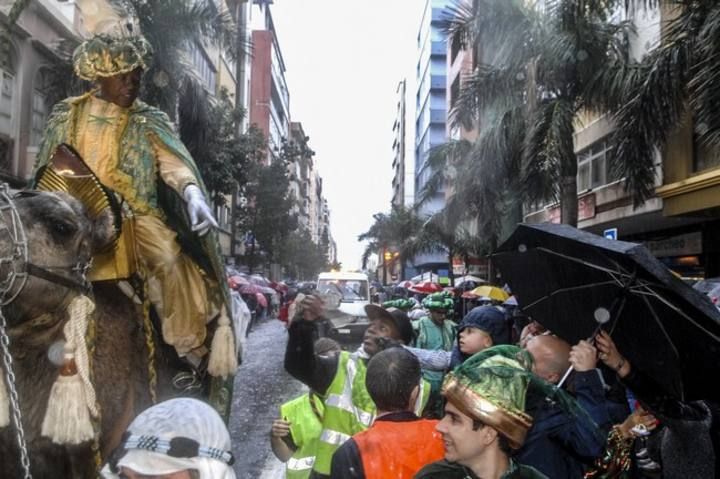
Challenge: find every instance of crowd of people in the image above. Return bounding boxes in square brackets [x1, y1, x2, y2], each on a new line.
[272, 291, 720, 479]
[15, 27, 719, 479]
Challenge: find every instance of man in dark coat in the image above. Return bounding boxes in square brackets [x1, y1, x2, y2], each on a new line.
[518, 335, 610, 478]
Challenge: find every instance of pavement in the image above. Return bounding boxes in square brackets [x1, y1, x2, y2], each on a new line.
[229, 316, 306, 478]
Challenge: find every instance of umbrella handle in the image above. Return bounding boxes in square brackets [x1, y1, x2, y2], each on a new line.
[556, 365, 574, 389]
[556, 324, 606, 390]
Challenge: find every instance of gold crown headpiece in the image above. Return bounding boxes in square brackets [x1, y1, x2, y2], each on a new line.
[73, 34, 152, 81]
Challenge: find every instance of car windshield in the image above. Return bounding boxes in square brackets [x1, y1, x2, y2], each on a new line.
[317, 279, 369, 302]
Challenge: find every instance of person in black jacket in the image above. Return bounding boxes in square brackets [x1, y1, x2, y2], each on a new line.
[518, 335, 610, 478]
[596, 330, 717, 478]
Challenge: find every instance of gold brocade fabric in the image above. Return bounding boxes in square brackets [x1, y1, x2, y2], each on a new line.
[135, 215, 209, 355]
[74, 95, 196, 201]
[71, 95, 208, 355]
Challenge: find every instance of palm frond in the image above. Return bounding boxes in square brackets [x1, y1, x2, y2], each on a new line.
[441, 0, 475, 51]
[107, 0, 237, 113]
[609, 34, 692, 204]
[417, 140, 473, 206]
[689, 3, 720, 148]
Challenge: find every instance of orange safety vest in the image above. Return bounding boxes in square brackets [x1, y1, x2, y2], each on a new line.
[353, 418, 445, 479]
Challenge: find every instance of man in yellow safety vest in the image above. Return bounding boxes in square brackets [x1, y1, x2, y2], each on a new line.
[284, 298, 430, 479]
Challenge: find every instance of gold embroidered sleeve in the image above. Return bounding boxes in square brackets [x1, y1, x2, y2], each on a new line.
[149, 134, 198, 195]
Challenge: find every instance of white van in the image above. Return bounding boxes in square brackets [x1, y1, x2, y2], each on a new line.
[317, 272, 370, 316]
[316, 272, 371, 343]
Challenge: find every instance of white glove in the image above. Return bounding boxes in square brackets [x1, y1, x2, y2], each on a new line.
[183, 184, 218, 236]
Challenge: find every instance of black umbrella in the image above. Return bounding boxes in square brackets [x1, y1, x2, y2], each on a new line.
[493, 223, 720, 401]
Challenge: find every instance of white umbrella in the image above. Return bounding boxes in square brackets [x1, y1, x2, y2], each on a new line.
[411, 272, 440, 283]
[455, 275, 487, 284]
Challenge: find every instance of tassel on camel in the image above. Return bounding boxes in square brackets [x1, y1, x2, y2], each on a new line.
[41, 295, 98, 444]
[207, 304, 238, 379]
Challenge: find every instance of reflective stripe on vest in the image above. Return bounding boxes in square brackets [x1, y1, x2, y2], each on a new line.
[415, 379, 431, 415]
[319, 427, 351, 446]
[280, 394, 324, 479]
[314, 352, 374, 475]
[324, 350, 374, 427]
[314, 353, 434, 475]
[287, 456, 315, 472]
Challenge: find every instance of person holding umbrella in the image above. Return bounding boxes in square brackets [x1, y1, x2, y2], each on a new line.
[596, 331, 717, 478]
[517, 335, 611, 478]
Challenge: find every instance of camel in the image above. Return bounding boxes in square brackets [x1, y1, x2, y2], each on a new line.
[0, 190, 181, 478]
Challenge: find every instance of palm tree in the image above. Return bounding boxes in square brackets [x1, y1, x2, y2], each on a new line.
[403, 209, 475, 286]
[358, 206, 423, 283]
[438, 0, 632, 228]
[592, 0, 720, 205]
[111, 0, 236, 117]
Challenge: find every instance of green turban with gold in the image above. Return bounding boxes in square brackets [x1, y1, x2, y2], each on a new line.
[442, 345, 534, 449]
[442, 344, 604, 451]
[382, 298, 415, 311]
[422, 292, 454, 312]
[73, 34, 153, 81]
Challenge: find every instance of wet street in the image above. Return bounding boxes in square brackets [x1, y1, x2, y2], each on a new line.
[229, 316, 306, 478]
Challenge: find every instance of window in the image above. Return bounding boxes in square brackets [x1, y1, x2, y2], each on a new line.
[450, 32, 462, 64]
[693, 132, 720, 173]
[188, 42, 216, 94]
[450, 75, 460, 110]
[0, 70, 14, 121]
[577, 138, 616, 191]
[30, 90, 48, 146]
[0, 136, 11, 172]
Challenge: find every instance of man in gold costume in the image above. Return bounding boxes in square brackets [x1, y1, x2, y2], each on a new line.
[33, 35, 231, 372]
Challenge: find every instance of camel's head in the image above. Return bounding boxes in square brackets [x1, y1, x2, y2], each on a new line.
[0, 190, 116, 327]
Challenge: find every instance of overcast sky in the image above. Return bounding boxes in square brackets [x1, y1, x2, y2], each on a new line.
[271, 1, 422, 270]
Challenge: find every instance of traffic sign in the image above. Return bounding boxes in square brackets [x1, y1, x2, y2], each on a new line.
[603, 228, 617, 240]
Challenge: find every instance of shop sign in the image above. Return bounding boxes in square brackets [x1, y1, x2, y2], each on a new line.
[452, 256, 488, 276]
[547, 194, 596, 224]
[644, 232, 702, 257]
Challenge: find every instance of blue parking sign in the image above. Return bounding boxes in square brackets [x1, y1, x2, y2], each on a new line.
[603, 228, 617, 240]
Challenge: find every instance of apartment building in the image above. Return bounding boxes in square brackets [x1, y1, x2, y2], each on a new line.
[247, 0, 289, 164]
[412, 0, 452, 277]
[391, 79, 413, 208]
[524, 6, 720, 279]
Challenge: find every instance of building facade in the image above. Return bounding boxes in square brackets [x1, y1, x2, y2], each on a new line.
[524, 5, 719, 279]
[1, 0, 104, 185]
[412, 0, 452, 277]
[248, 1, 290, 164]
[391, 79, 413, 208]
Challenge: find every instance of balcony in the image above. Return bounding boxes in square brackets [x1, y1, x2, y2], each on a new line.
[430, 41, 447, 56]
[430, 74, 446, 91]
[429, 108, 446, 125]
